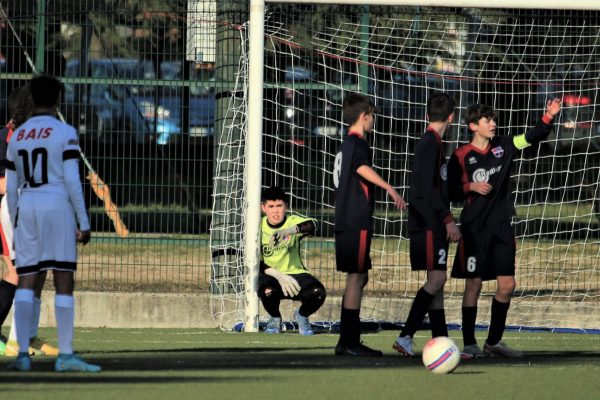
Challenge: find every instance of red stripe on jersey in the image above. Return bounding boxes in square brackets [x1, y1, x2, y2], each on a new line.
[454, 145, 474, 205]
[359, 180, 370, 201]
[0, 223, 8, 258]
[6, 126, 13, 143]
[358, 229, 368, 272]
[426, 230, 434, 270]
[348, 131, 370, 201]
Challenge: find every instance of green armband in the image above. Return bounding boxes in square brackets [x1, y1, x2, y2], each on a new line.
[513, 134, 531, 150]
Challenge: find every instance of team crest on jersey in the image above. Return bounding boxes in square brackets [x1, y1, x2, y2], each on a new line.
[440, 164, 448, 181]
[491, 146, 504, 158]
[468, 156, 477, 165]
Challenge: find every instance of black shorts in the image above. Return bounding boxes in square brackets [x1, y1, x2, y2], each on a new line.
[451, 223, 515, 280]
[409, 229, 448, 271]
[258, 272, 324, 300]
[335, 229, 372, 273]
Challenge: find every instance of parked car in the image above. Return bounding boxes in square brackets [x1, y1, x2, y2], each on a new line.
[531, 66, 600, 220]
[156, 60, 215, 144]
[264, 65, 343, 145]
[63, 58, 180, 144]
[535, 66, 600, 153]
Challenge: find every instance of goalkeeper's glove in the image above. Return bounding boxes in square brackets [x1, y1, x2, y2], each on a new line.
[269, 226, 298, 247]
[264, 268, 301, 297]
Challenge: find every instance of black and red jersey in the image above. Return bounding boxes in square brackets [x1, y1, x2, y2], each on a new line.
[407, 128, 454, 233]
[448, 116, 553, 231]
[334, 133, 374, 231]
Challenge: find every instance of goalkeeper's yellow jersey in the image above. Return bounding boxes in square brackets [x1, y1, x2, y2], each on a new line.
[261, 214, 315, 275]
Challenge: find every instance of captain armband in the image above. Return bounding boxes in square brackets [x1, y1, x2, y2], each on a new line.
[513, 134, 531, 150]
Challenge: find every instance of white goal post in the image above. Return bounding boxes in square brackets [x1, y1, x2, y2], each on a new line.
[212, 0, 600, 332]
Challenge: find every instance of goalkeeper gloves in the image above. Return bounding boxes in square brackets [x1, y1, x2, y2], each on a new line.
[269, 226, 298, 247]
[264, 268, 301, 297]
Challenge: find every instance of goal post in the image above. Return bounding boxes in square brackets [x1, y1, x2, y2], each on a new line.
[211, 1, 600, 332]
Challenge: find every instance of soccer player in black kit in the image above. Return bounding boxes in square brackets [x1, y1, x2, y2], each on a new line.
[448, 98, 562, 358]
[392, 93, 461, 357]
[333, 93, 405, 356]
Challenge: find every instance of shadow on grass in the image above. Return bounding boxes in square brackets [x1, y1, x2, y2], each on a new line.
[0, 349, 597, 378]
[0, 375, 242, 385]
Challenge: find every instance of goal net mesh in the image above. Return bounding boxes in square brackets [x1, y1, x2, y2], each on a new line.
[210, 5, 600, 332]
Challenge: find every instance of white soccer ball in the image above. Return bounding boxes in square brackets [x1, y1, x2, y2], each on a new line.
[421, 336, 461, 374]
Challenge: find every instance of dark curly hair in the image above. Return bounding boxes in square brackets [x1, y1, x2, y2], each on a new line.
[8, 85, 34, 127]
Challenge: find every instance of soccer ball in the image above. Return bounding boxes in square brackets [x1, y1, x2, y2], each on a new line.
[421, 336, 461, 374]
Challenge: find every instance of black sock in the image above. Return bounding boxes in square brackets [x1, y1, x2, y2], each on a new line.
[0, 280, 17, 329]
[340, 307, 360, 347]
[486, 298, 510, 346]
[462, 306, 478, 346]
[428, 308, 448, 338]
[400, 288, 435, 338]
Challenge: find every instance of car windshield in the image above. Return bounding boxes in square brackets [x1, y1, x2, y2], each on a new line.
[160, 61, 213, 97]
[93, 59, 155, 96]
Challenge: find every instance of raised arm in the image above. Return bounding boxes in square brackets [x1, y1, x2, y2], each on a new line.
[513, 98, 562, 150]
[356, 165, 406, 210]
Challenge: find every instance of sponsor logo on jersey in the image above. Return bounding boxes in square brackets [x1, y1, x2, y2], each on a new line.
[68, 139, 79, 146]
[468, 156, 477, 165]
[472, 165, 502, 182]
[491, 146, 504, 158]
[440, 164, 448, 181]
[262, 241, 291, 257]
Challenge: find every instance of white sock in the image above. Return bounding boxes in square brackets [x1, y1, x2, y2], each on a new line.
[30, 296, 41, 340]
[14, 289, 34, 353]
[55, 294, 74, 355]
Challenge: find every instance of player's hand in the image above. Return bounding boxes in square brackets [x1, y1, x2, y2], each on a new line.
[546, 98, 562, 118]
[77, 230, 91, 245]
[264, 268, 301, 297]
[269, 226, 298, 247]
[470, 182, 492, 195]
[387, 187, 406, 210]
[445, 221, 461, 242]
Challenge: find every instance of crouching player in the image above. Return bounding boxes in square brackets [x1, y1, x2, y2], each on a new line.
[259, 187, 326, 335]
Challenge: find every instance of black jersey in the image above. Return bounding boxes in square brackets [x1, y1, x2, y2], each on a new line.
[334, 133, 374, 231]
[407, 128, 454, 233]
[448, 116, 553, 231]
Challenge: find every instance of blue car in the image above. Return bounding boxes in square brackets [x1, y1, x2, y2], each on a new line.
[156, 61, 215, 144]
[63, 58, 181, 144]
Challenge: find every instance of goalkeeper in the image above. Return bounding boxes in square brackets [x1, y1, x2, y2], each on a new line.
[447, 98, 561, 358]
[259, 186, 326, 336]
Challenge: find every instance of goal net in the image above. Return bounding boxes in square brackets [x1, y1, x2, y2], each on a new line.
[210, 4, 600, 332]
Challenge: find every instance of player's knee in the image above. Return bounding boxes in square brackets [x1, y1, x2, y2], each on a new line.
[465, 279, 482, 296]
[311, 285, 326, 302]
[258, 285, 277, 299]
[428, 272, 447, 291]
[497, 279, 516, 297]
[360, 273, 369, 288]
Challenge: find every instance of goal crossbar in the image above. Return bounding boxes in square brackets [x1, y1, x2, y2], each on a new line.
[265, 0, 600, 11]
